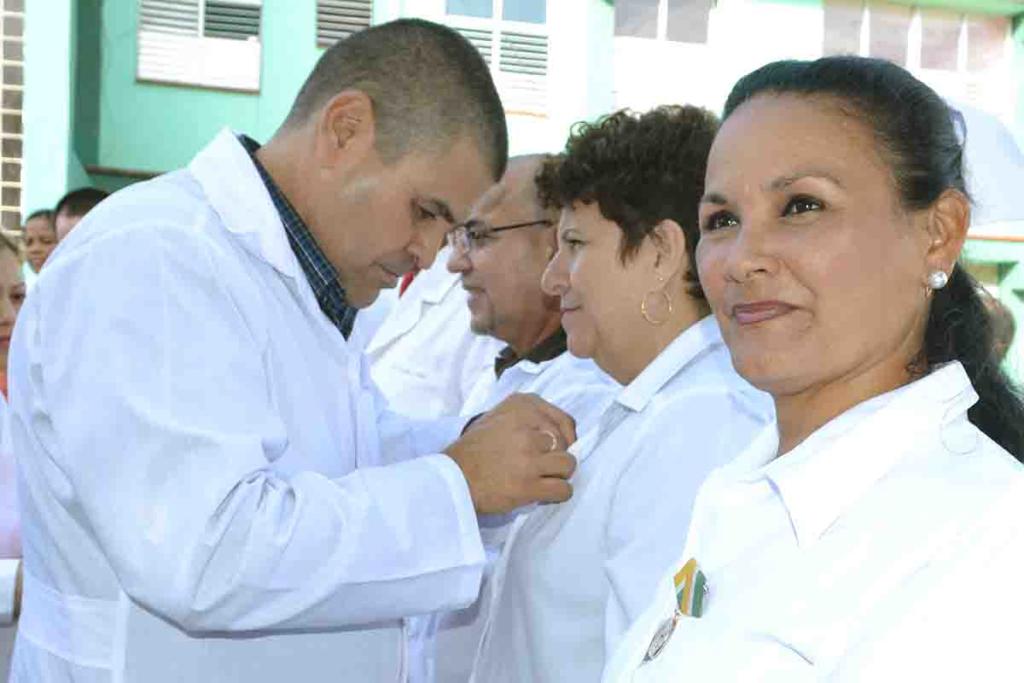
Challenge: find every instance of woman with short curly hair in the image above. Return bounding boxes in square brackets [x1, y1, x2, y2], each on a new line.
[467, 106, 774, 683]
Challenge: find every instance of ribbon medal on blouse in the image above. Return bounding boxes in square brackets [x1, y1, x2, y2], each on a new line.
[641, 558, 708, 665]
[642, 612, 680, 664]
[673, 558, 707, 618]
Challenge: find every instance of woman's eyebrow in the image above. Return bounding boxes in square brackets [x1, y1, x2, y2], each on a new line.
[767, 171, 844, 191]
[700, 191, 728, 205]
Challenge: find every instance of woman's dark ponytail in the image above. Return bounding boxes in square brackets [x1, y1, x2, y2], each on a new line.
[925, 266, 1024, 455]
[724, 56, 1024, 459]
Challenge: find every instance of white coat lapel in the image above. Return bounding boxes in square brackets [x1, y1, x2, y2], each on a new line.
[364, 261, 461, 355]
[189, 128, 302, 282]
[190, 129, 350, 365]
[366, 293, 427, 355]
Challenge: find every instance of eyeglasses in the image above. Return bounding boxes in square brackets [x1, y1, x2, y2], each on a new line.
[447, 218, 553, 254]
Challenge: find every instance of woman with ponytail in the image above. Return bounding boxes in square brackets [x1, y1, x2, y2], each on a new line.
[602, 56, 1024, 682]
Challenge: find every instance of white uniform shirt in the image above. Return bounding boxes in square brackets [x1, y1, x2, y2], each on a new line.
[8, 130, 488, 683]
[0, 394, 19, 679]
[415, 347, 619, 683]
[470, 316, 773, 683]
[603, 362, 1024, 683]
[358, 250, 501, 419]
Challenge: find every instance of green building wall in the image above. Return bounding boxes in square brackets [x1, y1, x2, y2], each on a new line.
[78, 0, 323, 187]
[40, 0, 614, 192]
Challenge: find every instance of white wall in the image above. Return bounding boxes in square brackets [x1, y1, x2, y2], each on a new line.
[612, 0, 1017, 131]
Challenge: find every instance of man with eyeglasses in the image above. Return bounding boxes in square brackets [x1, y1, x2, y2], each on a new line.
[449, 155, 617, 419]
[402, 155, 618, 683]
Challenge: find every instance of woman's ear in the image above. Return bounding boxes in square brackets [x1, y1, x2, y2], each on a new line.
[649, 219, 688, 282]
[922, 188, 970, 276]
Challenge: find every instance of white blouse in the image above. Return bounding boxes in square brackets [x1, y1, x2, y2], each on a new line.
[603, 362, 1024, 682]
[469, 316, 773, 683]
[411, 350, 619, 683]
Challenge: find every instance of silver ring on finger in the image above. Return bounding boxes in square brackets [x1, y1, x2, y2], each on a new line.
[541, 429, 558, 453]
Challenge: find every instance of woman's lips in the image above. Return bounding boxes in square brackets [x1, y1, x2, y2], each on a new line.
[731, 301, 796, 325]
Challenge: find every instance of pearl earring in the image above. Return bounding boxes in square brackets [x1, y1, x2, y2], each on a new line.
[927, 270, 949, 290]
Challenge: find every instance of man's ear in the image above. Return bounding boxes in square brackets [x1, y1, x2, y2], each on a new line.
[314, 89, 377, 169]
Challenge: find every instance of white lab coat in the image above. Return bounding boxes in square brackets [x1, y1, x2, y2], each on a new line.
[359, 248, 502, 421]
[347, 287, 398, 353]
[417, 348, 619, 683]
[603, 362, 1024, 682]
[470, 316, 773, 683]
[7, 129, 489, 683]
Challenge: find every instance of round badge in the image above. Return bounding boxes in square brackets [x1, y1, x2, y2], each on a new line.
[642, 614, 678, 663]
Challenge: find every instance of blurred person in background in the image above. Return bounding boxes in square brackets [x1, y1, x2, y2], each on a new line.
[53, 187, 109, 241]
[603, 56, 1024, 683]
[469, 107, 773, 683]
[0, 232, 26, 679]
[8, 19, 578, 683]
[21, 210, 56, 289]
[983, 292, 1016, 363]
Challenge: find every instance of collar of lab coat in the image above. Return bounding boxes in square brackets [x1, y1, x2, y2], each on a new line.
[727, 362, 978, 547]
[364, 251, 462, 354]
[615, 315, 722, 414]
[188, 128, 303, 282]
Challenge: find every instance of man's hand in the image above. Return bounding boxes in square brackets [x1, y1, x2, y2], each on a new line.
[445, 394, 577, 514]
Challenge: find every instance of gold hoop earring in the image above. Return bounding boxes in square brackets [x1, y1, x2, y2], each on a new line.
[641, 289, 673, 326]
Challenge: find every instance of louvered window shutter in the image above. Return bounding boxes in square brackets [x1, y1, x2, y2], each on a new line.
[204, 1, 261, 41]
[137, 0, 262, 92]
[446, 22, 548, 114]
[454, 26, 494, 65]
[497, 29, 548, 113]
[499, 31, 546, 75]
[140, 0, 200, 35]
[317, 0, 373, 47]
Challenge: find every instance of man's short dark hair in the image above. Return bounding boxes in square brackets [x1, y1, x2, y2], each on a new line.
[55, 187, 109, 220]
[536, 106, 720, 301]
[285, 18, 508, 181]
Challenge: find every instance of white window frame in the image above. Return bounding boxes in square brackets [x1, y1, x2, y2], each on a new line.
[614, 0, 711, 44]
[444, 0, 549, 116]
[136, 0, 263, 93]
[822, 3, 1012, 119]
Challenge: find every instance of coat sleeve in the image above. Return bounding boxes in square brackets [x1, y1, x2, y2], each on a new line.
[14, 221, 485, 633]
[602, 390, 770, 651]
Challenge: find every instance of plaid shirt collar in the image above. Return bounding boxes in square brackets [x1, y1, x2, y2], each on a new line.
[239, 135, 357, 339]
